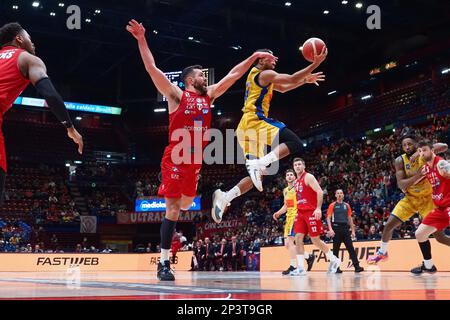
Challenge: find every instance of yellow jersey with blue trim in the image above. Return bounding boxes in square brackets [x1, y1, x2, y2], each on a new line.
[283, 186, 298, 218]
[242, 67, 274, 117]
[401, 153, 432, 198]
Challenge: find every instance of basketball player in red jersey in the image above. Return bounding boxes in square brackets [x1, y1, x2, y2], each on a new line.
[126, 19, 276, 280]
[413, 140, 450, 273]
[291, 158, 341, 275]
[0, 22, 83, 201]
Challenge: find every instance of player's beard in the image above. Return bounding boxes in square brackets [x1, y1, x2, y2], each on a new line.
[194, 80, 207, 95]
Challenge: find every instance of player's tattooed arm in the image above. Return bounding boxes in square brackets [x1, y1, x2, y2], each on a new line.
[437, 159, 450, 178]
[433, 143, 448, 154]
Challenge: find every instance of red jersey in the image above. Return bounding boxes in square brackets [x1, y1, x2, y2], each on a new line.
[161, 90, 212, 168]
[0, 46, 30, 172]
[0, 46, 30, 115]
[294, 171, 318, 212]
[424, 155, 450, 208]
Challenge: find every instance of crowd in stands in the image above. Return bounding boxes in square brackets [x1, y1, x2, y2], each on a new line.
[188, 114, 450, 267]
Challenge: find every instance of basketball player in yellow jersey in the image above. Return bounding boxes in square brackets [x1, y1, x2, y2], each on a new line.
[273, 169, 315, 275]
[368, 131, 450, 273]
[211, 47, 327, 223]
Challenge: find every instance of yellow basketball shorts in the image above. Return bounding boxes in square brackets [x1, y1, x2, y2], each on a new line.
[236, 112, 286, 158]
[284, 215, 296, 238]
[391, 195, 435, 222]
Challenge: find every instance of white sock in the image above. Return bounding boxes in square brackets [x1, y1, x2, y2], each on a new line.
[296, 255, 305, 270]
[424, 259, 434, 269]
[379, 241, 389, 254]
[304, 252, 310, 259]
[224, 186, 241, 203]
[258, 151, 278, 167]
[161, 249, 170, 263]
[290, 259, 297, 268]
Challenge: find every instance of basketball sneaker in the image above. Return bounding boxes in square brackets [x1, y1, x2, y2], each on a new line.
[327, 255, 341, 274]
[306, 254, 316, 271]
[367, 251, 388, 264]
[290, 268, 307, 276]
[157, 260, 175, 281]
[245, 159, 265, 192]
[211, 189, 230, 224]
[410, 262, 437, 274]
[282, 265, 296, 275]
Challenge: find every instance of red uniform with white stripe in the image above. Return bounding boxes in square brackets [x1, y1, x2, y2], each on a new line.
[0, 46, 31, 172]
[422, 156, 450, 231]
[293, 171, 324, 237]
[158, 90, 212, 198]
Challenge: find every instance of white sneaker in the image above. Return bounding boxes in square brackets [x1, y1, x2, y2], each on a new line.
[211, 189, 230, 224]
[327, 256, 341, 274]
[245, 159, 265, 192]
[290, 268, 307, 276]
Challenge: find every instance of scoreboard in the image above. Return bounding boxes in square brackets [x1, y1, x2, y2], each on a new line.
[157, 68, 215, 102]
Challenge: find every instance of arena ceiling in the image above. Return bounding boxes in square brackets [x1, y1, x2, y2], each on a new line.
[1, 0, 449, 122]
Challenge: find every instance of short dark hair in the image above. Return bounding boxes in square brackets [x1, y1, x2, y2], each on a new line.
[285, 169, 295, 175]
[293, 157, 305, 165]
[181, 65, 203, 84]
[399, 128, 416, 144]
[0, 22, 23, 48]
[418, 139, 433, 149]
[254, 48, 273, 66]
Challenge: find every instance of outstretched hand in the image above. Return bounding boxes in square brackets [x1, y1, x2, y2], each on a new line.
[126, 19, 146, 40]
[67, 127, 83, 155]
[306, 72, 326, 86]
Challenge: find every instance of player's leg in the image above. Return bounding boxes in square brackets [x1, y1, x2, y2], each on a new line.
[282, 235, 297, 275]
[211, 176, 253, 223]
[332, 226, 344, 273]
[158, 196, 180, 281]
[246, 127, 302, 186]
[368, 198, 411, 264]
[211, 126, 260, 223]
[411, 208, 449, 274]
[341, 228, 364, 272]
[293, 232, 307, 275]
[309, 236, 341, 274]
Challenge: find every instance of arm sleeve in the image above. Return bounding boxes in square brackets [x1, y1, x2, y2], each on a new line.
[34, 77, 73, 128]
[327, 202, 334, 218]
[347, 203, 353, 217]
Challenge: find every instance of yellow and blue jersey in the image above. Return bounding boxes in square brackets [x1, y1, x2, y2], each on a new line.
[236, 67, 286, 158]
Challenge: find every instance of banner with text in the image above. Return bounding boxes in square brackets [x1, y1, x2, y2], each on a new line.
[117, 211, 198, 224]
[196, 218, 247, 239]
[261, 238, 450, 272]
[135, 197, 201, 212]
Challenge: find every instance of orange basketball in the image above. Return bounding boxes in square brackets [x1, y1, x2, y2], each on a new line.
[301, 37, 327, 62]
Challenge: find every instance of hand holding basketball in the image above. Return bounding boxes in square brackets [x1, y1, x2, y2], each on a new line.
[126, 19, 146, 40]
[301, 37, 327, 65]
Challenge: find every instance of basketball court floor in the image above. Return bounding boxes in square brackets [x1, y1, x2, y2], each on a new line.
[0, 271, 448, 300]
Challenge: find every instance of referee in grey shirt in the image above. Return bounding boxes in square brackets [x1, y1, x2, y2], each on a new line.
[326, 189, 364, 273]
